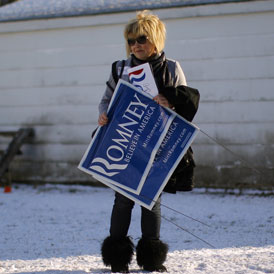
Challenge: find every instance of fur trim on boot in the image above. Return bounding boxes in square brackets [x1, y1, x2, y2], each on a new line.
[136, 238, 168, 272]
[101, 236, 134, 273]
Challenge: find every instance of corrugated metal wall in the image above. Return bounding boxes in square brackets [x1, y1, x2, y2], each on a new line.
[163, 9, 274, 189]
[0, 1, 273, 189]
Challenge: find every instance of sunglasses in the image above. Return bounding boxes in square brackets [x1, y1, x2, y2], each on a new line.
[127, 35, 148, 46]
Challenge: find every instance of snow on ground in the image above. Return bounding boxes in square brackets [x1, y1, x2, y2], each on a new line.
[0, 184, 273, 274]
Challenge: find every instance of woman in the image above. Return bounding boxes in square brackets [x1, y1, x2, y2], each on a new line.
[99, 10, 199, 273]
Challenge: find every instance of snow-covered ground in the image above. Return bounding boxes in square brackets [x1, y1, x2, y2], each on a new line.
[0, 184, 273, 274]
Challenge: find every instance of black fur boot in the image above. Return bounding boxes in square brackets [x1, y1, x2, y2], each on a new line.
[136, 238, 168, 272]
[101, 236, 134, 273]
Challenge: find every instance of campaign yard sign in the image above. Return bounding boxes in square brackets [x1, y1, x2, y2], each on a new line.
[127, 63, 159, 97]
[79, 80, 175, 194]
[78, 79, 199, 209]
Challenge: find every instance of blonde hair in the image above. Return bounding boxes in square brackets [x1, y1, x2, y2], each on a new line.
[124, 10, 166, 57]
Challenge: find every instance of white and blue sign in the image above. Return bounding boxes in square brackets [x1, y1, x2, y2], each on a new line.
[78, 80, 199, 209]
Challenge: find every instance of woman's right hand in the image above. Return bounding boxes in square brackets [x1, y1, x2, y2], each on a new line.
[98, 112, 108, 126]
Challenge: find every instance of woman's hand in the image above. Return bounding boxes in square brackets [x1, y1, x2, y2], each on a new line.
[98, 112, 108, 126]
[153, 94, 173, 108]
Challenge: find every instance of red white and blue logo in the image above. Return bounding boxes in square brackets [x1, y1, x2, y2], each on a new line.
[128, 68, 146, 91]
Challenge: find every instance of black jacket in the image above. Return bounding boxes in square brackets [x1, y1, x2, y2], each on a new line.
[105, 53, 200, 193]
[161, 85, 200, 193]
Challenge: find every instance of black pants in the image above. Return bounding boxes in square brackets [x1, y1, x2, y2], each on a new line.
[110, 192, 161, 240]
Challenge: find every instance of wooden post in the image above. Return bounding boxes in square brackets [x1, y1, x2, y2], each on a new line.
[0, 128, 35, 181]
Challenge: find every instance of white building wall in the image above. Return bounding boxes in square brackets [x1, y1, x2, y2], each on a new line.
[0, 0, 273, 188]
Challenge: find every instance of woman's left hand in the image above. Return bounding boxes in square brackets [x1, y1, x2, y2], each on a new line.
[153, 94, 173, 108]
